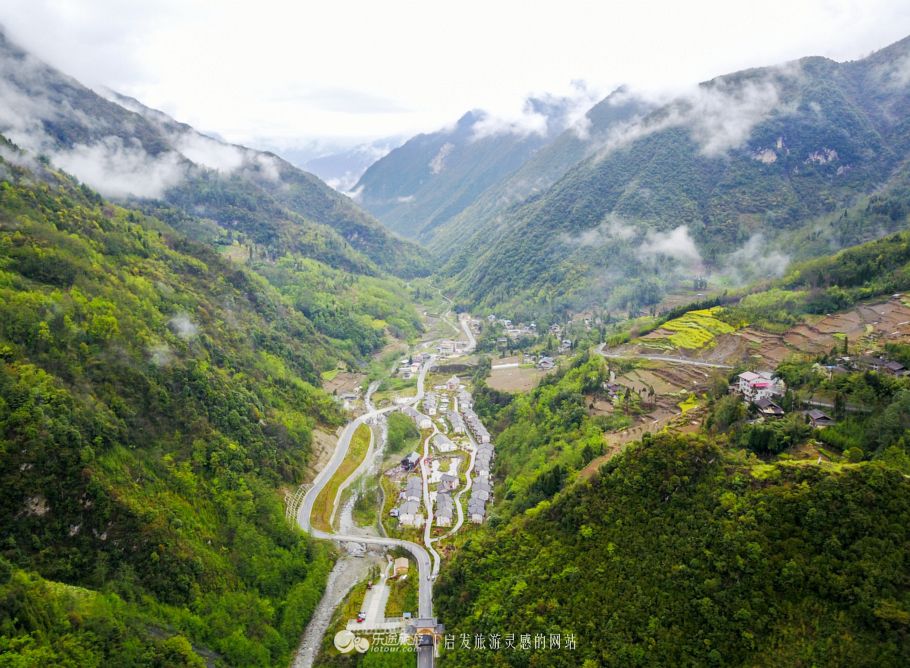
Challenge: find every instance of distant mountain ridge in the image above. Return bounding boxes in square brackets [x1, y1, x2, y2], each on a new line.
[444, 35, 910, 318]
[352, 89, 602, 242]
[0, 29, 427, 278]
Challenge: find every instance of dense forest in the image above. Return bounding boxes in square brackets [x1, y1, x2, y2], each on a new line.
[0, 144, 372, 665]
[437, 433, 910, 666]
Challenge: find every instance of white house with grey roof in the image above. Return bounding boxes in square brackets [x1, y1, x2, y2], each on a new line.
[435, 493, 453, 527]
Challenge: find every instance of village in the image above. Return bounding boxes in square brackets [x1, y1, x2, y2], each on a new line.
[388, 373, 495, 533]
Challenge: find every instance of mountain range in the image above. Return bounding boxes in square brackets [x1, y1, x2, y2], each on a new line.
[0, 30, 426, 279]
[351, 35, 910, 321]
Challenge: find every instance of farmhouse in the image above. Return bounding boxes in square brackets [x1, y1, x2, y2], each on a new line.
[806, 409, 835, 428]
[405, 476, 423, 501]
[737, 371, 785, 402]
[440, 473, 458, 491]
[401, 451, 420, 471]
[754, 397, 785, 419]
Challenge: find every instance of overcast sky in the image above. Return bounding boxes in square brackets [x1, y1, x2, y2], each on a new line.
[2, 0, 909, 153]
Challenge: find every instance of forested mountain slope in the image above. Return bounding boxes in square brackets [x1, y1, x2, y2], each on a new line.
[353, 93, 598, 243]
[449, 35, 910, 318]
[437, 433, 910, 667]
[0, 30, 427, 278]
[0, 145, 344, 665]
[430, 88, 652, 263]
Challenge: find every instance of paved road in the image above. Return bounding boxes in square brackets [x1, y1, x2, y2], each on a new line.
[599, 345, 734, 370]
[419, 425, 442, 577]
[459, 313, 477, 351]
[297, 358, 437, 622]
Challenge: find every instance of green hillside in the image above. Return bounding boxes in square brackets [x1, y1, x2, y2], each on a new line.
[354, 93, 604, 244]
[430, 88, 651, 263]
[0, 31, 427, 280]
[449, 37, 910, 319]
[437, 433, 910, 667]
[0, 146, 350, 665]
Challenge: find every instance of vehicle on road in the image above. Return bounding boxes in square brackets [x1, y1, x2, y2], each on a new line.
[356, 612, 365, 623]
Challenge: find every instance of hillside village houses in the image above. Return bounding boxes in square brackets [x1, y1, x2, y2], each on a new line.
[440, 473, 458, 491]
[446, 375, 460, 391]
[737, 371, 786, 402]
[447, 410, 465, 434]
[397, 500, 423, 528]
[396, 476, 425, 528]
[401, 405, 432, 430]
[434, 492, 453, 527]
[432, 432, 457, 453]
[401, 451, 420, 471]
[405, 476, 422, 501]
[422, 392, 438, 416]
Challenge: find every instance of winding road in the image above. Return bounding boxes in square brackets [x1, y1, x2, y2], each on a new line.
[296, 358, 438, 666]
[598, 344, 733, 369]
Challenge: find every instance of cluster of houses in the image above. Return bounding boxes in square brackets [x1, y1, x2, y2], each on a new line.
[434, 491, 454, 527]
[393, 476, 425, 528]
[826, 355, 908, 377]
[436, 340, 470, 358]
[458, 386, 490, 444]
[446, 410, 465, 434]
[468, 441, 495, 523]
[734, 370, 837, 428]
[400, 405, 432, 430]
[486, 314, 537, 340]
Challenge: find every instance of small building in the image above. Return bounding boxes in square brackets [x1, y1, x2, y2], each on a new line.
[447, 411, 465, 434]
[884, 360, 907, 376]
[754, 397, 785, 419]
[398, 499, 421, 526]
[402, 406, 432, 430]
[405, 477, 423, 501]
[806, 409, 835, 429]
[394, 557, 410, 576]
[432, 433, 456, 453]
[446, 375, 460, 391]
[401, 451, 420, 471]
[440, 473, 458, 491]
[435, 493, 453, 527]
[737, 371, 785, 402]
[538, 356, 555, 370]
[467, 498, 486, 524]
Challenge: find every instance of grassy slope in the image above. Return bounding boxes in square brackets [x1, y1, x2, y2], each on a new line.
[311, 424, 372, 532]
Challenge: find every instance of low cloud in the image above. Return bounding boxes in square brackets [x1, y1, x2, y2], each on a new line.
[637, 225, 703, 267]
[147, 342, 174, 367]
[53, 136, 186, 198]
[470, 82, 602, 141]
[168, 314, 198, 340]
[719, 233, 791, 284]
[172, 131, 245, 173]
[593, 65, 800, 160]
[429, 142, 453, 174]
[561, 213, 636, 247]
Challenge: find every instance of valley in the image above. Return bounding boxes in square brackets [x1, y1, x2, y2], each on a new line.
[1, 16, 910, 668]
